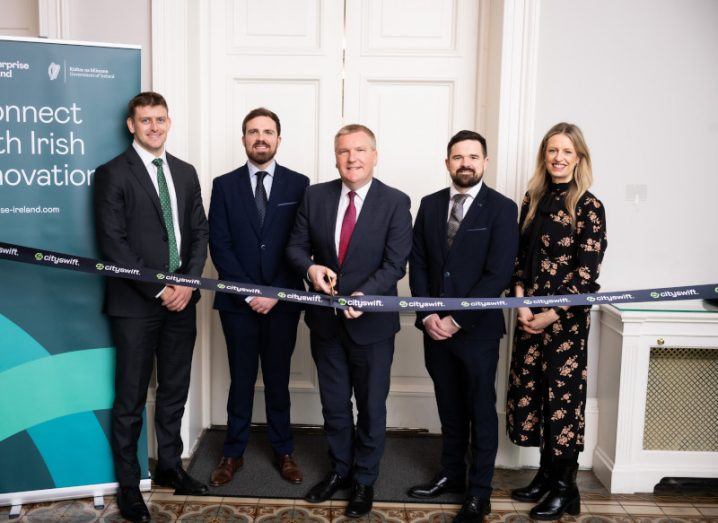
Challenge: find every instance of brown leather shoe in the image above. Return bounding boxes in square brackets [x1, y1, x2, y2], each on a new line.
[278, 454, 303, 484]
[209, 456, 243, 486]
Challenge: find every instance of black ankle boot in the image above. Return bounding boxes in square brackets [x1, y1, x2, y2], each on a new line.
[510, 464, 552, 502]
[529, 461, 580, 520]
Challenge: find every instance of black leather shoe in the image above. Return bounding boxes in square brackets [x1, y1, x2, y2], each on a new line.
[511, 465, 552, 502]
[530, 462, 580, 520]
[453, 496, 491, 523]
[153, 466, 209, 495]
[304, 472, 351, 503]
[345, 482, 374, 518]
[117, 486, 151, 523]
[408, 475, 465, 499]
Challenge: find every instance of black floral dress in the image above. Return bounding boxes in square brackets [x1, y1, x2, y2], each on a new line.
[506, 183, 607, 458]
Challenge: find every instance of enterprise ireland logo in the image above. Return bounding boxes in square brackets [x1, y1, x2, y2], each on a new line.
[96, 263, 104, 270]
[35, 252, 43, 260]
[156, 273, 165, 280]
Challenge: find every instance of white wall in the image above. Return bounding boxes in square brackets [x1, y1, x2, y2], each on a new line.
[533, 0, 718, 292]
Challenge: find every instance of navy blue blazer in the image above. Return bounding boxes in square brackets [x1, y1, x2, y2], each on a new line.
[209, 163, 309, 314]
[409, 183, 518, 339]
[286, 178, 413, 345]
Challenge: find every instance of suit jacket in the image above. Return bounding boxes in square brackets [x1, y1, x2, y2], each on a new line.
[208, 163, 309, 314]
[286, 178, 413, 345]
[409, 183, 518, 339]
[93, 145, 209, 317]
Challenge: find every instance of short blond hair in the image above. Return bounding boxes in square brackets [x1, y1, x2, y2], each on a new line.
[334, 124, 376, 150]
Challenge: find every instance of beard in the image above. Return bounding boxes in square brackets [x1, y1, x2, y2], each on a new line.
[246, 141, 277, 165]
[450, 168, 483, 188]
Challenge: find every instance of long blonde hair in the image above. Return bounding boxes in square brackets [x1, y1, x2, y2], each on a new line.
[522, 122, 593, 232]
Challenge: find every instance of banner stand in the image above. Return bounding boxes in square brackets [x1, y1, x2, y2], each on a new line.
[0, 37, 148, 508]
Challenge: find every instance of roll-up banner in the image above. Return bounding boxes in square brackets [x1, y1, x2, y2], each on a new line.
[0, 37, 145, 505]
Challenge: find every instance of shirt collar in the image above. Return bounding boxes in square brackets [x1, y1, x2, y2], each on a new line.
[248, 160, 276, 178]
[450, 179, 483, 200]
[341, 179, 372, 202]
[133, 141, 168, 168]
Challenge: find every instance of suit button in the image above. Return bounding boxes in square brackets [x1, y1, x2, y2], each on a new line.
[260, 244, 266, 250]
[444, 271, 451, 277]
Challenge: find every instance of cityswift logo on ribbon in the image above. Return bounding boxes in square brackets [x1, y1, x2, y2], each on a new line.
[35, 252, 43, 260]
[95, 263, 104, 270]
[156, 273, 165, 280]
[217, 283, 226, 289]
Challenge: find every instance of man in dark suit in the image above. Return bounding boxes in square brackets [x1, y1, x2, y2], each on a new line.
[408, 130, 518, 522]
[94, 92, 209, 523]
[287, 124, 412, 517]
[208, 107, 309, 486]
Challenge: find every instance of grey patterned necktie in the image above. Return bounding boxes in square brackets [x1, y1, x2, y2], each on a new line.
[152, 158, 180, 271]
[447, 193, 469, 247]
[255, 171, 268, 226]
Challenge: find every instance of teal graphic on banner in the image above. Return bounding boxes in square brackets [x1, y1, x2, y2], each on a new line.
[0, 38, 145, 494]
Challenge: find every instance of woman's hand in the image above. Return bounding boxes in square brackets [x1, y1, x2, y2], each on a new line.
[523, 309, 559, 333]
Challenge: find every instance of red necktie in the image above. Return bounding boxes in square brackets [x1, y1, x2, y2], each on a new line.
[338, 191, 356, 266]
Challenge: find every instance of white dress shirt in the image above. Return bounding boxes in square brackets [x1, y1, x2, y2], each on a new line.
[247, 159, 276, 198]
[334, 180, 372, 255]
[447, 179, 483, 222]
[132, 141, 182, 254]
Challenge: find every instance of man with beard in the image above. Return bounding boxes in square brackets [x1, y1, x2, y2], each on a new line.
[208, 107, 309, 486]
[407, 130, 518, 522]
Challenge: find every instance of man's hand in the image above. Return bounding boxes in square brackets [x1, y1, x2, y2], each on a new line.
[343, 291, 364, 320]
[439, 315, 460, 336]
[308, 264, 337, 295]
[423, 313, 454, 341]
[162, 284, 193, 312]
[250, 297, 278, 315]
[522, 309, 558, 333]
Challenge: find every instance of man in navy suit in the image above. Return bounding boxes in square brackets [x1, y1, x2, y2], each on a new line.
[287, 124, 412, 517]
[208, 108, 309, 486]
[408, 131, 518, 522]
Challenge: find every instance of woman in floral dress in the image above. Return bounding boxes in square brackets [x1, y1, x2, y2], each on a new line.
[506, 122, 607, 520]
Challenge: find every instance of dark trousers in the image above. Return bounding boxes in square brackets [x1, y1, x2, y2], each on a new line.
[219, 310, 300, 458]
[310, 327, 395, 486]
[110, 304, 196, 487]
[424, 335, 500, 498]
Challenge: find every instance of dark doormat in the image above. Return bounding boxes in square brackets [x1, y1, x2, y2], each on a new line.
[186, 427, 461, 503]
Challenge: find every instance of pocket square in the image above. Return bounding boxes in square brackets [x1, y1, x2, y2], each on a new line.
[466, 227, 488, 232]
[277, 201, 298, 207]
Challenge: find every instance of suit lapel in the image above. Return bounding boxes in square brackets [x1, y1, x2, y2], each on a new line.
[235, 165, 261, 238]
[125, 147, 164, 224]
[436, 188, 451, 259]
[166, 153, 186, 233]
[262, 165, 287, 233]
[445, 183, 489, 262]
[326, 180, 342, 265]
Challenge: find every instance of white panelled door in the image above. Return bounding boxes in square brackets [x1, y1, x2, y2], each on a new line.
[208, 0, 480, 432]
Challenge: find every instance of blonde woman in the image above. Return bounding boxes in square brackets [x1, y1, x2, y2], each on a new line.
[506, 123, 607, 520]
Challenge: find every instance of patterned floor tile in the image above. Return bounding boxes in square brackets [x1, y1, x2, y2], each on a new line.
[329, 506, 406, 523]
[405, 507, 451, 523]
[620, 504, 664, 516]
[658, 505, 702, 517]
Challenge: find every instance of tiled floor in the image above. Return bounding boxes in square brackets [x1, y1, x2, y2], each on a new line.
[3, 488, 718, 522]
